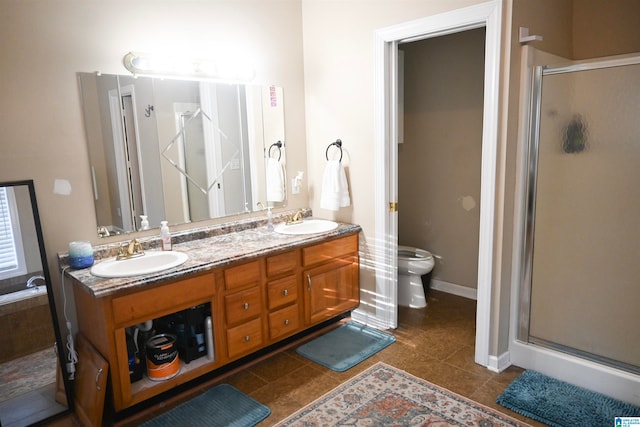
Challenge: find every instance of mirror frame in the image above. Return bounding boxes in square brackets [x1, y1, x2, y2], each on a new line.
[1, 180, 74, 420]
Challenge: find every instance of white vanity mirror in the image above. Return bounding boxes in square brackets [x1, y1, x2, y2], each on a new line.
[78, 73, 287, 237]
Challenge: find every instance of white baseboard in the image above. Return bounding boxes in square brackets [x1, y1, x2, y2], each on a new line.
[487, 351, 511, 373]
[510, 340, 640, 405]
[350, 308, 391, 331]
[430, 279, 477, 300]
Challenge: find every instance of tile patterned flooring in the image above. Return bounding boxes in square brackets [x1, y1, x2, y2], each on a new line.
[46, 290, 544, 426]
[229, 290, 543, 426]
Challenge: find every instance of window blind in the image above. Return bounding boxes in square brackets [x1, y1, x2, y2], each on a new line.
[0, 187, 22, 276]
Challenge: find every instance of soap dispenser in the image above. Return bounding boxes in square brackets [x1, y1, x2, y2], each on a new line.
[266, 206, 274, 231]
[140, 215, 149, 230]
[160, 221, 172, 251]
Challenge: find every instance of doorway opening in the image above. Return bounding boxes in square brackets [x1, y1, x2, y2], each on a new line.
[398, 27, 485, 300]
[365, 1, 503, 369]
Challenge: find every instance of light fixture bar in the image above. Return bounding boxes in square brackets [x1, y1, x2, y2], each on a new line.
[123, 52, 255, 82]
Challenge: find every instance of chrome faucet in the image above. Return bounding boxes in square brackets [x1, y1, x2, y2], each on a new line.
[116, 239, 145, 260]
[287, 209, 304, 225]
[97, 226, 110, 237]
[26, 275, 45, 291]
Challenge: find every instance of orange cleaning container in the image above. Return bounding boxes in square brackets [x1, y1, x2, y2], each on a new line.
[145, 333, 179, 381]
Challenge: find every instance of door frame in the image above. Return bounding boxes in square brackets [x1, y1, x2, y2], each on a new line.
[369, 1, 503, 368]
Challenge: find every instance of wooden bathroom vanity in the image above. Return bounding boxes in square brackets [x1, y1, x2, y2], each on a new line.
[65, 223, 360, 412]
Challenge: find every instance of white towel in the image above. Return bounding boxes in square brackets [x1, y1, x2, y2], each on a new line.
[266, 158, 285, 202]
[320, 160, 351, 211]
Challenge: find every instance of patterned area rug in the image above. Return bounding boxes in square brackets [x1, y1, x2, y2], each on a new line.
[275, 362, 530, 426]
[0, 347, 57, 402]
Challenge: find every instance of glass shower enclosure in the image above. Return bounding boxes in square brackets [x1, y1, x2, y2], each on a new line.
[520, 53, 640, 375]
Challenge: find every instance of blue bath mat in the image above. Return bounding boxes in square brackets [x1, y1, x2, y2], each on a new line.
[296, 321, 396, 372]
[497, 370, 640, 427]
[140, 384, 270, 427]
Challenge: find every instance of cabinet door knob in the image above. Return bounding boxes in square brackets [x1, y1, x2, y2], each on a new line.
[284, 319, 290, 326]
[244, 335, 250, 342]
[307, 274, 311, 291]
[282, 289, 288, 296]
[243, 302, 249, 310]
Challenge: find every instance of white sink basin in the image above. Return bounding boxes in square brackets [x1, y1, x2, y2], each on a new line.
[90, 251, 189, 278]
[275, 219, 339, 235]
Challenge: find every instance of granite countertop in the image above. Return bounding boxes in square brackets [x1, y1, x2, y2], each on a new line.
[64, 220, 361, 298]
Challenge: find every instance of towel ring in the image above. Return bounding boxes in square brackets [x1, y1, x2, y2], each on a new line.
[269, 141, 282, 161]
[325, 139, 343, 162]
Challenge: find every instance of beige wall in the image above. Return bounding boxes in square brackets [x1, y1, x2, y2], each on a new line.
[398, 29, 485, 290]
[303, 0, 640, 355]
[301, 0, 487, 319]
[502, 0, 640, 354]
[0, 0, 308, 326]
[3, 0, 639, 363]
[573, 0, 640, 59]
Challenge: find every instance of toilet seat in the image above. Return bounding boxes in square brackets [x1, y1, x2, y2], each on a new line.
[398, 245, 433, 261]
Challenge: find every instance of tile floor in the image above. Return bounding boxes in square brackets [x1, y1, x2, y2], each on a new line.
[45, 290, 544, 426]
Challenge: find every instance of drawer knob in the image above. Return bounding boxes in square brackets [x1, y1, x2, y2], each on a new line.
[284, 319, 290, 326]
[243, 302, 249, 310]
[244, 335, 250, 342]
[282, 289, 289, 296]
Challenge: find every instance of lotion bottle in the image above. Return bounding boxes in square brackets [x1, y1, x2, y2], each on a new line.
[160, 221, 172, 251]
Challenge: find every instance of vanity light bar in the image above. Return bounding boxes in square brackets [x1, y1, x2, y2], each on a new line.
[123, 52, 255, 82]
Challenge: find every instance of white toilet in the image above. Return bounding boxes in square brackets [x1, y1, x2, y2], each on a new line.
[397, 245, 435, 308]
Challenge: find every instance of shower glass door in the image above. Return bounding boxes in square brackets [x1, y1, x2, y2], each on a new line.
[520, 54, 640, 374]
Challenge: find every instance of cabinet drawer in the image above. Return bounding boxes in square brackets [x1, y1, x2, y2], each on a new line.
[224, 287, 262, 325]
[302, 234, 358, 266]
[266, 250, 298, 277]
[224, 260, 261, 290]
[268, 304, 300, 340]
[112, 273, 214, 325]
[267, 276, 298, 310]
[226, 318, 263, 358]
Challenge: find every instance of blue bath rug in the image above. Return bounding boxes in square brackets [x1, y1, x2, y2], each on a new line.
[296, 321, 396, 372]
[140, 384, 270, 427]
[496, 370, 640, 427]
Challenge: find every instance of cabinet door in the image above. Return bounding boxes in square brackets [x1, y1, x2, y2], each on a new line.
[304, 256, 359, 325]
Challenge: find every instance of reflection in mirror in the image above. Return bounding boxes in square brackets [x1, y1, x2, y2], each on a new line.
[0, 180, 72, 424]
[78, 73, 287, 237]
